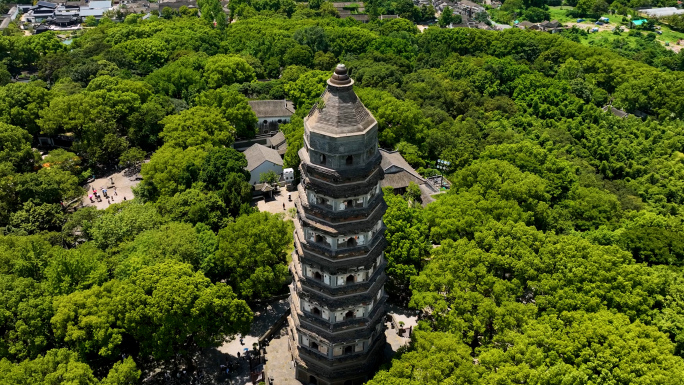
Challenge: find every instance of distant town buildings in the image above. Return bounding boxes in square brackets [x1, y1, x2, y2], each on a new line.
[641, 7, 684, 17]
[0, 5, 20, 30]
[23, 0, 113, 24]
[417, 0, 495, 29]
[516, 19, 566, 33]
[157, 0, 198, 15]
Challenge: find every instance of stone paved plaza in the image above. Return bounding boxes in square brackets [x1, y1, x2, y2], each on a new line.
[80, 169, 139, 209]
[255, 189, 299, 215]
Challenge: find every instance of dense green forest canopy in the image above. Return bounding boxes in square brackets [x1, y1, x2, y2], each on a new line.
[1, 4, 684, 384]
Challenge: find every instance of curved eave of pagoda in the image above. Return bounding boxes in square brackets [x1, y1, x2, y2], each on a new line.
[301, 170, 384, 200]
[293, 216, 387, 258]
[290, 295, 388, 343]
[295, 198, 386, 236]
[296, 183, 386, 224]
[294, 233, 386, 274]
[291, 253, 388, 297]
[299, 147, 383, 186]
[294, 331, 386, 376]
[293, 272, 387, 309]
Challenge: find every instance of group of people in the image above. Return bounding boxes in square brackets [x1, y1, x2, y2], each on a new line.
[88, 185, 126, 205]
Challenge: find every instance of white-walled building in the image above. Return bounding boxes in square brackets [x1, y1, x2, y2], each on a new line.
[244, 143, 283, 185]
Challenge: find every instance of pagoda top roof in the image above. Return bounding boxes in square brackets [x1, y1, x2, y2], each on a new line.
[304, 64, 377, 138]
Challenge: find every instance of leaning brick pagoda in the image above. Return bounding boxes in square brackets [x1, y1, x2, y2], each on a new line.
[287, 64, 388, 385]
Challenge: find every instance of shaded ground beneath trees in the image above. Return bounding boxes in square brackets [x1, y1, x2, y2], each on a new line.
[142, 299, 289, 385]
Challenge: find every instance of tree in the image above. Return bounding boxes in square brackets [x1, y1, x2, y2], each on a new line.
[203, 55, 256, 89]
[15, 167, 82, 205]
[0, 274, 54, 361]
[501, 0, 523, 12]
[0, 349, 99, 385]
[51, 281, 131, 359]
[474, 11, 490, 24]
[179, 5, 199, 17]
[0, 82, 52, 136]
[155, 189, 230, 231]
[208, 212, 293, 299]
[160, 106, 235, 149]
[404, 182, 422, 204]
[479, 141, 577, 200]
[382, 188, 430, 301]
[198, 147, 250, 190]
[145, 53, 207, 102]
[161, 6, 177, 19]
[100, 357, 141, 385]
[217, 173, 253, 217]
[619, 227, 684, 265]
[395, 141, 426, 168]
[118, 147, 146, 171]
[194, 87, 258, 138]
[439, 6, 455, 28]
[38, 90, 137, 167]
[115, 221, 217, 277]
[367, 328, 479, 385]
[42, 149, 83, 179]
[0, 63, 10, 86]
[523, 6, 550, 22]
[90, 202, 166, 251]
[576, 0, 598, 17]
[137, 145, 208, 200]
[107, 38, 170, 74]
[284, 44, 314, 67]
[127, 95, 174, 150]
[0, 234, 54, 280]
[198, 0, 227, 29]
[9, 202, 66, 235]
[259, 170, 280, 185]
[62, 206, 101, 246]
[0, 122, 39, 173]
[313, 51, 337, 71]
[592, 0, 609, 15]
[478, 311, 684, 384]
[44, 243, 108, 295]
[284, 70, 329, 110]
[84, 15, 98, 26]
[293, 26, 329, 52]
[556, 186, 622, 231]
[125, 262, 252, 362]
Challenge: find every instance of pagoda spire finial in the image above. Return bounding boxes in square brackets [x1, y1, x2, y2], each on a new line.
[329, 63, 352, 86]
